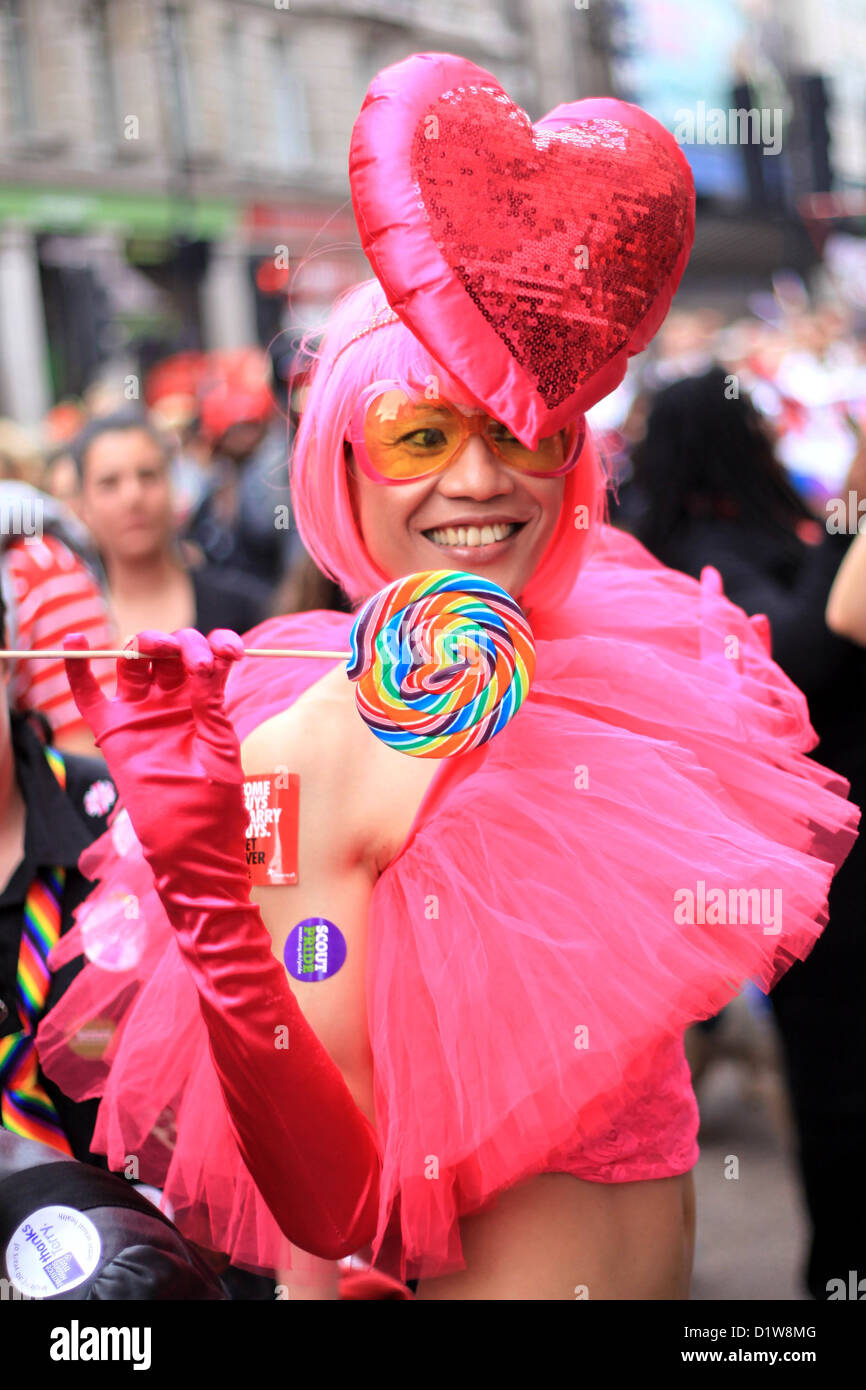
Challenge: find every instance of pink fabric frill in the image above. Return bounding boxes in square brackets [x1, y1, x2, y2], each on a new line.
[37, 526, 859, 1280]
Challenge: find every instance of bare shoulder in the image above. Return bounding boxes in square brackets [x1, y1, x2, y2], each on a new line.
[239, 663, 357, 782]
[239, 663, 383, 870]
[238, 661, 440, 875]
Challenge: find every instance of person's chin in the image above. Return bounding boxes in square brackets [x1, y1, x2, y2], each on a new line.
[118, 533, 161, 562]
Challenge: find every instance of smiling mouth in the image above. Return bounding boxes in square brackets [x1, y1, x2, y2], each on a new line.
[423, 521, 524, 549]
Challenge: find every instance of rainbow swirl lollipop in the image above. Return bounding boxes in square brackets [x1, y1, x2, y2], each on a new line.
[347, 570, 535, 758]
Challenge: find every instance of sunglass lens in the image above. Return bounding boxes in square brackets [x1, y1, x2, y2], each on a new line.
[364, 391, 462, 480]
[487, 420, 580, 474]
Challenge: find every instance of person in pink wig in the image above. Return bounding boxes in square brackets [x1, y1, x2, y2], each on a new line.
[35, 55, 858, 1300]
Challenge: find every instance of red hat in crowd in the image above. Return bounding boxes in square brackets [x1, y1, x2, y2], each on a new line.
[198, 349, 274, 443]
[144, 352, 209, 409]
[43, 399, 87, 444]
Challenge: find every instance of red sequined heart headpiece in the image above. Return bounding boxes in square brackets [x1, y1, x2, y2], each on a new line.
[349, 53, 695, 449]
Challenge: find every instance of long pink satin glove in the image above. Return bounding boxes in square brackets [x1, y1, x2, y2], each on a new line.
[62, 627, 381, 1260]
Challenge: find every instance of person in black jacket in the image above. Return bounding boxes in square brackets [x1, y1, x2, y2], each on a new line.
[0, 1129, 227, 1300]
[622, 365, 866, 1301]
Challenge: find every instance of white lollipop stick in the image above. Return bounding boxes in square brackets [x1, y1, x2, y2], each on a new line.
[0, 648, 352, 660]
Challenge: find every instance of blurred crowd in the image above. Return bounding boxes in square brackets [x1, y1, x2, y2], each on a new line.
[599, 290, 866, 1303]
[592, 293, 866, 508]
[0, 344, 348, 759]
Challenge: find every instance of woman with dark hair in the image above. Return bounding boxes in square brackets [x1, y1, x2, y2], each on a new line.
[627, 364, 866, 1301]
[629, 367, 851, 702]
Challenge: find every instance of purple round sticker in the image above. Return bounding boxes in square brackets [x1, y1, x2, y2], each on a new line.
[284, 918, 347, 982]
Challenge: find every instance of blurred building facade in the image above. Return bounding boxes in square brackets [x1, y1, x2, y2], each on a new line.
[0, 0, 539, 425]
[0, 0, 863, 426]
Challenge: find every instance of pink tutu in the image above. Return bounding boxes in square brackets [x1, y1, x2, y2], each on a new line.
[37, 526, 859, 1280]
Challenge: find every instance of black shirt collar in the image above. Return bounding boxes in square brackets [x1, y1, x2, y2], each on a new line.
[8, 716, 91, 872]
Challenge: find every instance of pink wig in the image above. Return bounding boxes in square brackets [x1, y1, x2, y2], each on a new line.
[290, 278, 606, 614]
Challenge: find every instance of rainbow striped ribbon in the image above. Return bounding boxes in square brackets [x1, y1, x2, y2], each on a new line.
[0, 744, 73, 1154]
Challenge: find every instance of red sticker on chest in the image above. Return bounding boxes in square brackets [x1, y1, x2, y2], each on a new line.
[242, 774, 300, 886]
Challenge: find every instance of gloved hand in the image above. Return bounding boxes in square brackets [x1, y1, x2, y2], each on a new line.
[62, 628, 381, 1260]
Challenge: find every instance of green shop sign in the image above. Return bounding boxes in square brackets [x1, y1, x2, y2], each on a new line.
[0, 186, 237, 238]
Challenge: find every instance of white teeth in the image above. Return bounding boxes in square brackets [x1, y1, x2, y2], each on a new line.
[426, 522, 518, 548]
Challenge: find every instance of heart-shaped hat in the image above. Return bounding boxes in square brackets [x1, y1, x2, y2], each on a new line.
[349, 52, 695, 448]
